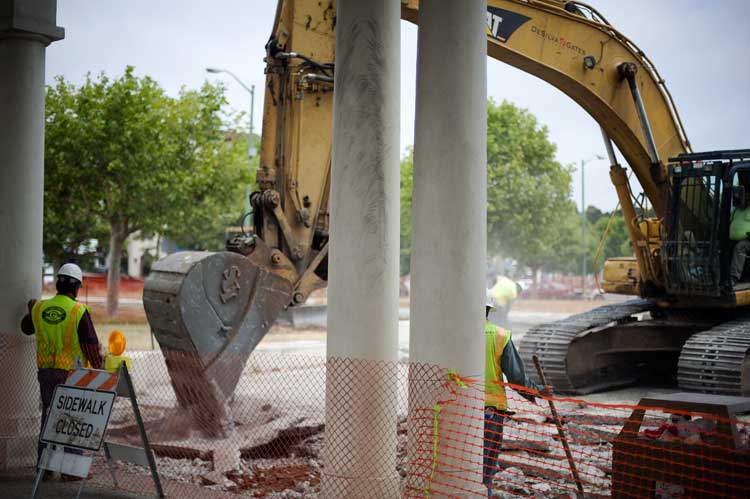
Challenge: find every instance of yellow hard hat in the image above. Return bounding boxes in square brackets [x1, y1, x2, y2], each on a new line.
[108, 330, 127, 356]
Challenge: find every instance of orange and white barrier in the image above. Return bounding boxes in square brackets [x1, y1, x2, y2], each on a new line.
[65, 368, 119, 392]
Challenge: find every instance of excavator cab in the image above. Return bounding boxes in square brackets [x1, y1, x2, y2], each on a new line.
[662, 150, 750, 297]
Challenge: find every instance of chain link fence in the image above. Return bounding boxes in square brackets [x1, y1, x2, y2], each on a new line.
[5, 348, 750, 498]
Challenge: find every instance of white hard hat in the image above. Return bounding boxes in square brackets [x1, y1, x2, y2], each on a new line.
[58, 263, 83, 283]
[486, 289, 496, 310]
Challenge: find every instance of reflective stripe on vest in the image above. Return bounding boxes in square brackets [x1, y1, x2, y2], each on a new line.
[485, 321, 512, 410]
[32, 295, 86, 370]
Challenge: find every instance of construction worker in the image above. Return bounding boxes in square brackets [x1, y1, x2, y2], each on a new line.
[484, 290, 541, 498]
[20, 263, 102, 480]
[730, 190, 750, 286]
[490, 275, 521, 324]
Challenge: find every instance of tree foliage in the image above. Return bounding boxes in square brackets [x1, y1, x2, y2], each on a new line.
[398, 101, 584, 279]
[45, 67, 251, 315]
[486, 99, 575, 276]
[589, 210, 633, 272]
[399, 147, 414, 276]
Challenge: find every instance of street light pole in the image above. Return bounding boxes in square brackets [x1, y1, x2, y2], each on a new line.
[580, 154, 604, 296]
[581, 158, 586, 294]
[205, 67, 256, 158]
[249, 84, 255, 157]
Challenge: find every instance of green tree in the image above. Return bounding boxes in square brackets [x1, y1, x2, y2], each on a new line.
[486, 99, 575, 284]
[161, 128, 257, 251]
[45, 67, 249, 316]
[589, 211, 633, 272]
[586, 205, 604, 225]
[44, 81, 109, 271]
[546, 203, 587, 275]
[399, 147, 414, 276]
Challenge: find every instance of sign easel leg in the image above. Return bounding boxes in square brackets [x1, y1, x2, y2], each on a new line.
[29, 467, 44, 499]
[74, 475, 88, 499]
[120, 363, 165, 498]
[104, 442, 119, 488]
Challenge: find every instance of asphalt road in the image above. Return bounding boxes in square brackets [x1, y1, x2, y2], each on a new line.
[0, 469, 150, 499]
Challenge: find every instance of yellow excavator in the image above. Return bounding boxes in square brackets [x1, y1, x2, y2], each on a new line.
[143, 0, 749, 432]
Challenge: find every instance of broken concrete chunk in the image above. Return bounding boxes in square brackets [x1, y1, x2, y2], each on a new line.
[213, 444, 241, 473]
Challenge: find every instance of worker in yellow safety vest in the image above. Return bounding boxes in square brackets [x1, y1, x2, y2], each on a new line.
[730, 190, 750, 286]
[484, 289, 541, 498]
[20, 263, 102, 481]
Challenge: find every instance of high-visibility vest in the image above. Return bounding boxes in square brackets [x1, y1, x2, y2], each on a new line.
[31, 295, 87, 370]
[485, 321, 512, 410]
[730, 207, 750, 241]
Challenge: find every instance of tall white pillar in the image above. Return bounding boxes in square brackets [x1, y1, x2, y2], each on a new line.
[409, 0, 487, 495]
[323, 0, 400, 497]
[0, 0, 64, 469]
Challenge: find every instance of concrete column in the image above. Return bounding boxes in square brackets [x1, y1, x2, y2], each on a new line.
[0, 0, 63, 469]
[322, 0, 400, 496]
[409, 0, 487, 494]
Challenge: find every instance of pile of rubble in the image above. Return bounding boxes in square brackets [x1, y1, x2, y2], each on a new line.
[119, 399, 629, 498]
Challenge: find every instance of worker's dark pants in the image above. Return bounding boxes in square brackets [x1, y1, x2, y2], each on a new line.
[731, 240, 750, 285]
[37, 368, 82, 466]
[482, 407, 505, 488]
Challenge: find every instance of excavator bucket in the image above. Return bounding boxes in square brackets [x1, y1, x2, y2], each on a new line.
[143, 237, 294, 437]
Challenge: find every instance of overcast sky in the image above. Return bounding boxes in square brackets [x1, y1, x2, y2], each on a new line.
[47, 0, 749, 211]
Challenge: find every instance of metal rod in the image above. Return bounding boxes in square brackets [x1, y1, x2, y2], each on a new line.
[104, 442, 119, 489]
[533, 355, 585, 499]
[74, 474, 88, 499]
[29, 467, 44, 499]
[624, 73, 660, 165]
[121, 363, 165, 498]
[581, 158, 586, 294]
[248, 84, 256, 159]
[600, 127, 618, 166]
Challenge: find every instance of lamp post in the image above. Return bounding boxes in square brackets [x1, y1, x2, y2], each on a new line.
[205, 67, 256, 158]
[581, 154, 604, 296]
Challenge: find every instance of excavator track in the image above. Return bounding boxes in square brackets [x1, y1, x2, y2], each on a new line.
[677, 317, 750, 396]
[519, 299, 656, 393]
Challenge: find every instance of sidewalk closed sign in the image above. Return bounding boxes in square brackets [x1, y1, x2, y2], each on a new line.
[41, 385, 116, 451]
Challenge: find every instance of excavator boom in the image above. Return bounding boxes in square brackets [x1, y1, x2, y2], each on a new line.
[404, 0, 691, 219]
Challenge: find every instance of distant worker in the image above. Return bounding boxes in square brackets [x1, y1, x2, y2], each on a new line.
[20, 263, 102, 480]
[490, 275, 521, 324]
[484, 290, 542, 498]
[730, 192, 750, 286]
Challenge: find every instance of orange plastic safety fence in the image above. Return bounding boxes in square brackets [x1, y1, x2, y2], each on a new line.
[5, 350, 750, 498]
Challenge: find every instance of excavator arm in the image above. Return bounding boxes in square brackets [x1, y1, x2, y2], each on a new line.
[144, 0, 694, 433]
[405, 0, 690, 218]
[257, 0, 693, 297]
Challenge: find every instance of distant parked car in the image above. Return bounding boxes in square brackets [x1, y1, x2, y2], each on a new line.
[517, 278, 533, 291]
[521, 281, 574, 299]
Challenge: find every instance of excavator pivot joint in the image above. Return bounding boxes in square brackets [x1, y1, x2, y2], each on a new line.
[617, 62, 637, 80]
